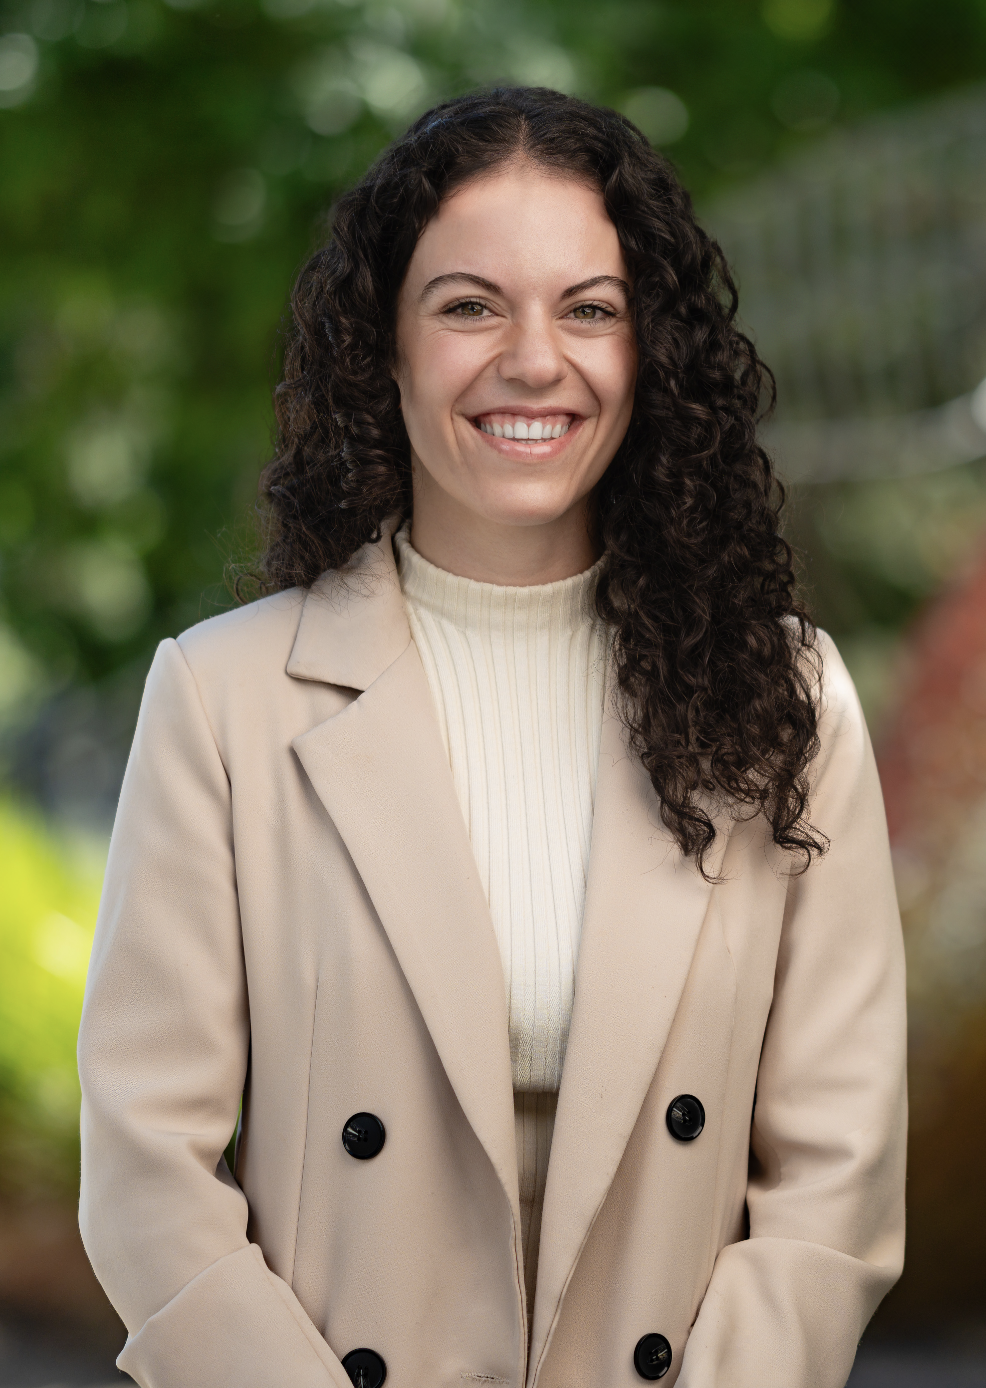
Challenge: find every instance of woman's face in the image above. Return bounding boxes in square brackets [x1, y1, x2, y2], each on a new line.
[394, 163, 637, 542]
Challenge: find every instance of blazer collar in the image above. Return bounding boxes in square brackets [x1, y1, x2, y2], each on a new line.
[286, 516, 411, 691]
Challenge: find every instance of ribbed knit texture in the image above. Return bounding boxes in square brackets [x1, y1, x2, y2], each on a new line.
[395, 523, 608, 1324]
[395, 523, 608, 1090]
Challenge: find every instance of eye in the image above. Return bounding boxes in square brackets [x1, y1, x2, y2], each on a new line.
[446, 300, 488, 318]
[570, 303, 613, 321]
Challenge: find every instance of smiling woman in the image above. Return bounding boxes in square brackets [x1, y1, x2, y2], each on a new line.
[393, 168, 636, 582]
[78, 88, 906, 1388]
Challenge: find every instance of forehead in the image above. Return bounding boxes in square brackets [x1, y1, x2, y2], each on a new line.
[404, 164, 627, 294]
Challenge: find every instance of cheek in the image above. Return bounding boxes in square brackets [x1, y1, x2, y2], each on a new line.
[601, 336, 638, 421]
[397, 354, 442, 448]
[569, 334, 637, 422]
[401, 328, 487, 424]
[430, 334, 492, 406]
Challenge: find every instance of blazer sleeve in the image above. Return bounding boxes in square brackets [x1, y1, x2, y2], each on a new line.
[678, 632, 908, 1388]
[77, 639, 351, 1388]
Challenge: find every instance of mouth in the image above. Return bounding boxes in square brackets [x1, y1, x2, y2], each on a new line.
[472, 411, 577, 441]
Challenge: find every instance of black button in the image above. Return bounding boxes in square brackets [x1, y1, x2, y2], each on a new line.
[666, 1093, 705, 1141]
[634, 1333, 672, 1380]
[342, 1112, 386, 1159]
[342, 1348, 387, 1388]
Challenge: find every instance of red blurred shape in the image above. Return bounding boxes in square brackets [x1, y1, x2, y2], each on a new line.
[879, 545, 986, 854]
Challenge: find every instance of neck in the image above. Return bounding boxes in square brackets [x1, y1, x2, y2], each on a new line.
[409, 482, 599, 587]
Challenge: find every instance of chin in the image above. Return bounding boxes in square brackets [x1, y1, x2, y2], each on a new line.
[473, 498, 580, 530]
[466, 480, 586, 530]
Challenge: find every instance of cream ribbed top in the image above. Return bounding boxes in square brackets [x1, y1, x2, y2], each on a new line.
[394, 524, 609, 1093]
[395, 524, 609, 1323]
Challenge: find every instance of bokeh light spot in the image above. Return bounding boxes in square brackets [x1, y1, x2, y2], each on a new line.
[0, 34, 39, 107]
[621, 86, 689, 146]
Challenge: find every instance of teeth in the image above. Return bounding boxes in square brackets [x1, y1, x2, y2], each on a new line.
[475, 414, 573, 439]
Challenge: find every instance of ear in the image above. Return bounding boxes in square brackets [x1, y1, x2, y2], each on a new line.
[389, 274, 412, 395]
[388, 318, 408, 395]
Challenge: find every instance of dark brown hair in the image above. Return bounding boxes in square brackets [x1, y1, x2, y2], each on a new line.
[258, 86, 826, 877]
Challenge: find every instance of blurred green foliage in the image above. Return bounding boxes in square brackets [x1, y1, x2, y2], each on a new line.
[2, 0, 986, 720]
[0, 798, 101, 1200]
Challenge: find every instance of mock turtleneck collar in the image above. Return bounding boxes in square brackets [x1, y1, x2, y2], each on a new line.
[393, 522, 604, 635]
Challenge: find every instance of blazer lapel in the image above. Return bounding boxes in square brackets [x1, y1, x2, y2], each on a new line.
[287, 530, 520, 1228]
[285, 519, 414, 691]
[528, 699, 729, 1381]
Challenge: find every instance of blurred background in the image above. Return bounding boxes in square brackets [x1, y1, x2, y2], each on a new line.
[1, 0, 985, 1382]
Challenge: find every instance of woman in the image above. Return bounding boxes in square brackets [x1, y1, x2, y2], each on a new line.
[78, 88, 906, 1388]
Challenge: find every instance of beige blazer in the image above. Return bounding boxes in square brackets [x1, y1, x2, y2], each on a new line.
[78, 525, 907, 1388]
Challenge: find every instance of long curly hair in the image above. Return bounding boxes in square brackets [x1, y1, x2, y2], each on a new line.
[259, 86, 826, 878]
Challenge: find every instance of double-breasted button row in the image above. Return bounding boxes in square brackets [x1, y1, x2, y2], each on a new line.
[342, 1347, 387, 1387]
[342, 1098, 703, 1155]
[345, 1340, 667, 1387]
[341, 1109, 686, 1385]
[342, 1112, 386, 1159]
[634, 1332, 672, 1380]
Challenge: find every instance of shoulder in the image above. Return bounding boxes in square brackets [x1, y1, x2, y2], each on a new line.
[811, 627, 862, 724]
[174, 587, 307, 689]
[809, 627, 865, 732]
[798, 626, 874, 800]
[782, 618, 862, 727]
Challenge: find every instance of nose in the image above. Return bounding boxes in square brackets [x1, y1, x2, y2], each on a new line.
[496, 307, 567, 391]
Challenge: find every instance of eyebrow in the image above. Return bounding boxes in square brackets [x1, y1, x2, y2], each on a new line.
[562, 275, 631, 299]
[420, 272, 501, 300]
[419, 271, 631, 302]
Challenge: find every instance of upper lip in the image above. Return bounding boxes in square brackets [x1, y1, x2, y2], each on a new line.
[471, 406, 583, 419]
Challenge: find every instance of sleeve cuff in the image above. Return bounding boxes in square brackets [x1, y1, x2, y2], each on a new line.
[117, 1245, 352, 1388]
[677, 1237, 898, 1388]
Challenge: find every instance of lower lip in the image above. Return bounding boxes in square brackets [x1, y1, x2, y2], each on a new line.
[469, 417, 584, 459]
